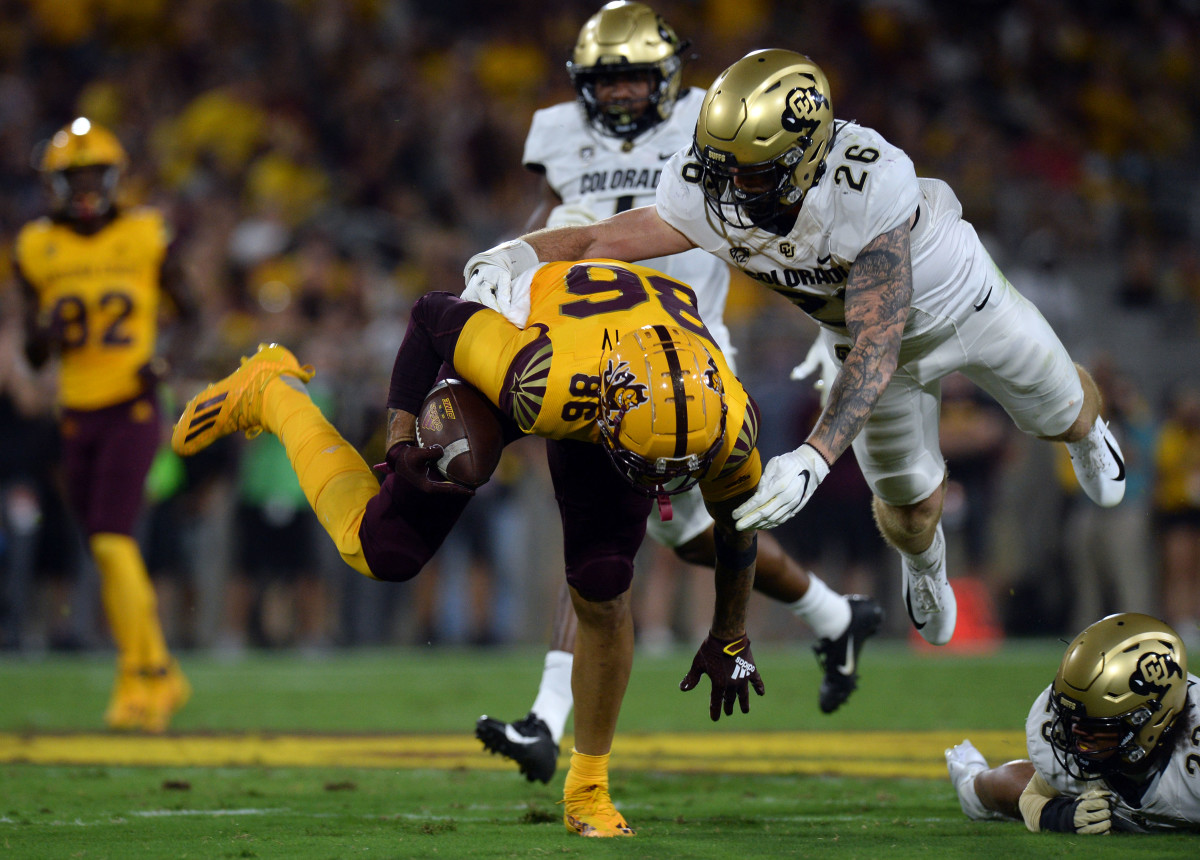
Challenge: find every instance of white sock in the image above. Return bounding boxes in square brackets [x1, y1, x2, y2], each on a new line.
[953, 770, 1006, 821]
[530, 649, 574, 744]
[1064, 416, 1103, 457]
[788, 573, 852, 640]
[901, 522, 945, 574]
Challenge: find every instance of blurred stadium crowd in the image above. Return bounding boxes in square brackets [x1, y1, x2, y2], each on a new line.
[0, 0, 1198, 656]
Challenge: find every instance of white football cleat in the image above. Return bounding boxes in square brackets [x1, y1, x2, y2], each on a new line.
[901, 524, 956, 646]
[945, 740, 1006, 821]
[1067, 417, 1125, 508]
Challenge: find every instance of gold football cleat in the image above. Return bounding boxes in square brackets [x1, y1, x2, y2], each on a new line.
[172, 343, 313, 456]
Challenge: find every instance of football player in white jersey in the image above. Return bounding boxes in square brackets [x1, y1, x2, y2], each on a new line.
[473, 7, 882, 784]
[465, 48, 1126, 654]
[946, 613, 1200, 834]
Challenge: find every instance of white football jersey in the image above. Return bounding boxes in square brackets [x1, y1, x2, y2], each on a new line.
[1024, 678, 1200, 832]
[524, 88, 734, 361]
[656, 120, 1000, 355]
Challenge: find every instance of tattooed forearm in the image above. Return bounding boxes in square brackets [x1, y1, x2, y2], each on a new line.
[807, 222, 912, 462]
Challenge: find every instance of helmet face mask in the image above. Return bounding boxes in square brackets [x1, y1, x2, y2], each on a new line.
[39, 118, 127, 222]
[49, 164, 122, 222]
[694, 49, 834, 228]
[597, 323, 727, 497]
[1048, 613, 1188, 780]
[567, 1, 687, 141]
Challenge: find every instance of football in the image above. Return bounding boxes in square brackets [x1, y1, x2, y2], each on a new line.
[415, 378, 503, 488]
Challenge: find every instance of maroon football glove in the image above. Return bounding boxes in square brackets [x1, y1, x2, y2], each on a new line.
[378, 443, 474, 496]
[680, 633, 765, 721]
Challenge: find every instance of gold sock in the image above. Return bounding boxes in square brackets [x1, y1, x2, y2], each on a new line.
[90, 532, 168, 669]
[565, 749, 610, 791]
[261, 377, 381, 577]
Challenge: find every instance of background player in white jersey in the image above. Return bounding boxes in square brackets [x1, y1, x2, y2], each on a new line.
[946, 613, 1200, 834]
[465, 47, 1126, 653]
[473, 6, 881, 783]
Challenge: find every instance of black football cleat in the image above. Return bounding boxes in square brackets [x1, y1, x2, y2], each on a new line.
[813, 595, 883, 714]
[475, 711, 559, 783]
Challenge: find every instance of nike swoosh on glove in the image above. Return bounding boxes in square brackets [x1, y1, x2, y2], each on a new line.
[733, 443, 830, 531]
[461, 239, 540, 327]
[679, 633, 765, 721]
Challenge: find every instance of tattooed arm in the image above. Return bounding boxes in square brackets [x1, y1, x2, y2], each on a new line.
[805, 220, 913, 463]
[731, 217, 914, 532]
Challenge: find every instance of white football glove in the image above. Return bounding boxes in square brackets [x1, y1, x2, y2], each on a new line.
[1070, 789, 1114, 835]
[461, 239, 540, 327]
[790, 329, 840, 408]
[545, 202, 598, 228]
[733, 443, 830, 531]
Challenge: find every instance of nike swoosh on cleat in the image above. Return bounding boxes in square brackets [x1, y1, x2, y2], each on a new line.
[1106, 439, 1126, 482]
[503, 726, 542, 746]
[837, 634, 855, 675]
[904, 588, 926, 630]
[973, 286, 993, 311]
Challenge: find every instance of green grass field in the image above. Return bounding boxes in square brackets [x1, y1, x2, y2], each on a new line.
[1, 641, 1194, 858]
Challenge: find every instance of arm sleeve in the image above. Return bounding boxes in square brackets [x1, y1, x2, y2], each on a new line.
[1018, 772, 1058, 832]
[386, 291, 480, 413]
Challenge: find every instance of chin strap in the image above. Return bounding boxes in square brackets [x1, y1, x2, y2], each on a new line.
[656, 491, 673, 522]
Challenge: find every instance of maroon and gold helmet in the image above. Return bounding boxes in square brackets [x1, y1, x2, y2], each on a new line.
[597, 323, 726, 497]
[39, 117, 127, 221]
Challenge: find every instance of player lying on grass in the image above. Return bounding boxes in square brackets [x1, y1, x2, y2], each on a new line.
[174, 258, 796, 837]
[946, 613, 1200, 834]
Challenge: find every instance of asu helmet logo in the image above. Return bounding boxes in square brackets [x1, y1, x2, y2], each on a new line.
[703, 357, 724, 398]
[601, 358, 649, 425]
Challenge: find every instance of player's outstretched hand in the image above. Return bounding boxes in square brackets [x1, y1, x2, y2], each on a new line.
[462, 239, 539, 327]
[680, 633, 764, 721]
[382, 443, 475, 496]
[734, 443, 830, 530]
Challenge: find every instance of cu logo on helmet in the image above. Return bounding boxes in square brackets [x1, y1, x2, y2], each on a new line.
[1129, 650, 1183, 698]
[781, 86, 824, 139]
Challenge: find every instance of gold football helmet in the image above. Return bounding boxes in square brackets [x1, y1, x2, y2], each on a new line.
[1049, 613, 1189, 779]
[39, 117, 127, 221]
[597, 324, 726, 496]
[567, 1, 687, 141]
[694, 49, 834, 228]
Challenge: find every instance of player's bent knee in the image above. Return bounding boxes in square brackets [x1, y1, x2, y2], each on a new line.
[358, 541, 422, 582]
[356, 488, 435, 583]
